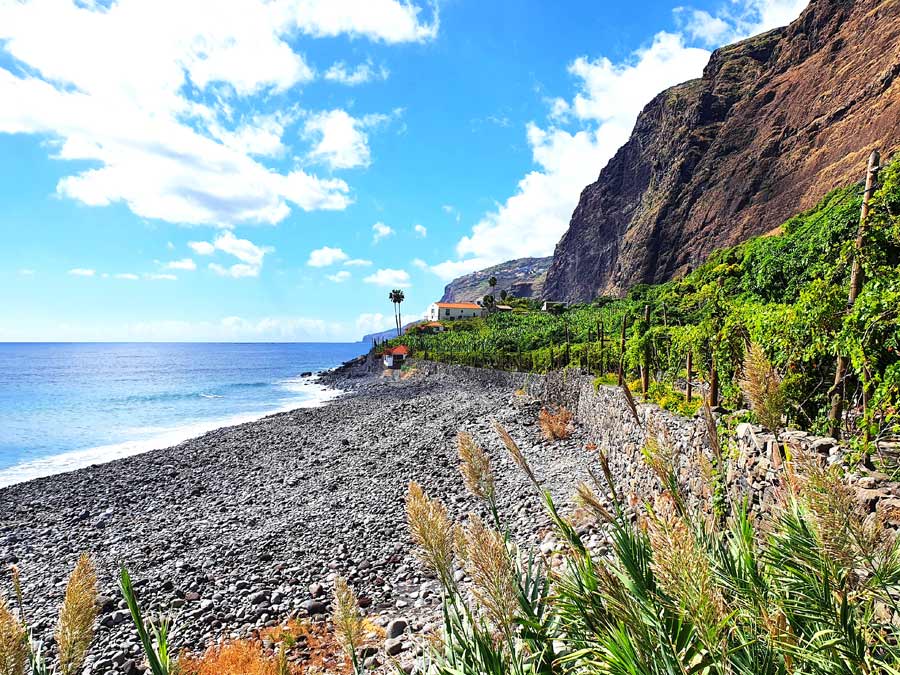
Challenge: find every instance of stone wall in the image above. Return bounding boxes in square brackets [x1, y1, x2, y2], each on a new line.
[414, 360, 900, 521]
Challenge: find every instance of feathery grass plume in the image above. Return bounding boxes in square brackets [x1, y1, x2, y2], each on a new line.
[740, 342, 785, 431]
[332, 576, 364, 673]
[642, 423, 684, 514]
[538, 406, 573, 440]
[56, 553, 98, 675]
[406, 482, 457, 589]
[492, 421, 541, 490]
[0, 595, 27, 675]
[791, 457, 888, 569]
[180, 640, 294, 675]
[457, 432, 495, 504]
[575, 482, 614, 523]
[459, 514, 518, 634]
[646, 497, 725, 630]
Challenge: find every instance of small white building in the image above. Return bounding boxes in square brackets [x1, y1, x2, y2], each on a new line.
[427, 301, 485, 321]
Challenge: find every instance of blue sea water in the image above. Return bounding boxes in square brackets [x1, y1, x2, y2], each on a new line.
[0, 342, 365, 488]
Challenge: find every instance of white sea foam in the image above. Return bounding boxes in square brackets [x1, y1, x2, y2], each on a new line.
[0, 379, 343, 489]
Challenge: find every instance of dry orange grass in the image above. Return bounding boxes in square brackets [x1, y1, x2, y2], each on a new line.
[179, 640, 294, 675]
[182, 620, 359, 675]
[538, 406, 573, 440]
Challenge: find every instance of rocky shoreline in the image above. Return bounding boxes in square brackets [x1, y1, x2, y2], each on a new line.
[0, 360, 595, 674]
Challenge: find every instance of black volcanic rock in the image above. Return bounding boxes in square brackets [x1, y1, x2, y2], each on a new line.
[544, 0, 900, 301]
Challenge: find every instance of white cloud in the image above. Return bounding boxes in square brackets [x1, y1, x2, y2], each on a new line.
[0, 0, 435, 228]
[327, 270, 352, 283]
[675, 0, 808, 46]
[413, 223, 427, 238]
[372, 222, 395, 243]
[188, 241, 216, 256]
[432, 32, 710, 280]
[68, 268, 96, 277]
[324, 59, 390, 86]
[145, 273, 177, 281]
[164, 258, 197, 271]
[287, 0, 439, 43]
[363, 268, 411, 287]
[18, 269, 36, 276]
[411, 258, 428, 270]
[113, 273, 140, 280]
[307, 246, 349, 267]
[303, 109, 393, 170]
[190, 231, 273, 277]
[344, 258, 373, 267]
[442, 204, 461, 223]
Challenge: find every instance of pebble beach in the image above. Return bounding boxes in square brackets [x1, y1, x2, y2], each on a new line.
[0, 359, 596, 674]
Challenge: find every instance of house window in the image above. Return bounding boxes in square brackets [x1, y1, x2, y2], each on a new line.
[445, 309, 450, 316]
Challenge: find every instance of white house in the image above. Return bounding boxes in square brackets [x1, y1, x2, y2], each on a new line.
[427, 301, 485, 321]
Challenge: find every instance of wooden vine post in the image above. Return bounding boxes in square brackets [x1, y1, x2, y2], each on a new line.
[686, 350, 693, 402]
[598, 321, 605, 375]
[828, 149, 880, 439]
[640, 304, 651, 397]
[617, 317, 627, 386]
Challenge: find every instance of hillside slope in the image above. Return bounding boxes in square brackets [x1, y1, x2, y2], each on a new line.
[544, 0, 900, 301]
[439, 256, 551, 302]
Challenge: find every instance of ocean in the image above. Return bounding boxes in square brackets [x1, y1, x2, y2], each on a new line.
[0, 342, 365, 488]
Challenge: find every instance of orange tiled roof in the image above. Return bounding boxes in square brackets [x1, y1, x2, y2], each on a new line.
[435, 302, 482, 309]
[385, 345, 410, 356]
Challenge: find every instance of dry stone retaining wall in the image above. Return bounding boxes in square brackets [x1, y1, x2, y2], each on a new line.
[413, 360, 900, 521]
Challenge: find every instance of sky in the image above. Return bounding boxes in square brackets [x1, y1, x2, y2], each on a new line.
[0, 0, 808, 342]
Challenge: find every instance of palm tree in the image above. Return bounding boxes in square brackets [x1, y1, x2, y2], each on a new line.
[389, 289, 405, 337]
[499, 289, 508, 302]
[488, 275, 497, 293]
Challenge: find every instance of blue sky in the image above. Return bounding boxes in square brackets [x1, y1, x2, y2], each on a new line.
[0, 0, 807, 342]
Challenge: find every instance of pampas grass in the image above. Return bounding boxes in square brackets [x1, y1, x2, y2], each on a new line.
[457, 515, 517, 634]
[0, 596, 27, 675]
[56, 553, 98, 675]
[405, 481, 457, 589]
[457, 432, 495, 506]
[740, 342, 786, 430]
[332, 577, 364, 673]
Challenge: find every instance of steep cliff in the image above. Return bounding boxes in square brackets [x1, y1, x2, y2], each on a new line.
[544, 0, 900, 301]
[439, 256, 551, 302]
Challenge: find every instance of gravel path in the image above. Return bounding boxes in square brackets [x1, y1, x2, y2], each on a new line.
[0, 365, 595, 674]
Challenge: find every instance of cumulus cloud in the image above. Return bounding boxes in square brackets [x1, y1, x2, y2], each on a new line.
[113, 273, 140, 280]
[429, 0, 807, 281]
[190, 231, 273, 278]
[164, 258, 197, 271]
[68, 268, 96, 277]
[307, 246, 349, 267]
[413, 224, 427, 238]
[324, 59, 390, 86]
[344, 258, 373, 267]
[327, 270, 352, 283]
[0, 0, 435, 227]
[303, 109, 394, 170]
[411, 258, 428, 270]
[188, 241, 216, 256]
[675, 0, 809, 46]
[430, 33, 710, 280]
[363, 268, 411, 287]
[372, 222, 395, 243]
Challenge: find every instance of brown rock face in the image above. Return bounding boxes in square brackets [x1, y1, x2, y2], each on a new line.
[544, 0, 900, 302]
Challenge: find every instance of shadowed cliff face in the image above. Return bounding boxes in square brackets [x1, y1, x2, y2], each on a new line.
[544, 0, 900, 302]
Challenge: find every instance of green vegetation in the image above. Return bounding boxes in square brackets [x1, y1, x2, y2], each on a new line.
[408, 424, 900, 675]
[392, 158, 900, 445]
